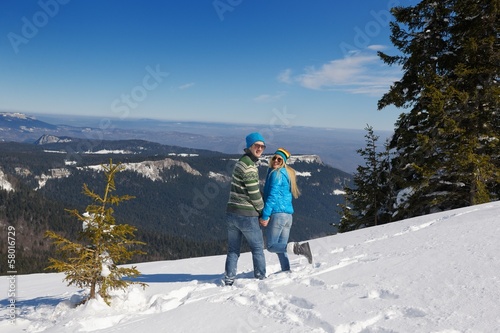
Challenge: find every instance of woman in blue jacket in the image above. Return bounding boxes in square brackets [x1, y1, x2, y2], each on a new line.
[260, 148, 313, 271]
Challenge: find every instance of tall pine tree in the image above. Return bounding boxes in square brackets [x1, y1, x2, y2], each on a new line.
[449, 0, 500, 204]
[378, 0, 499, 220]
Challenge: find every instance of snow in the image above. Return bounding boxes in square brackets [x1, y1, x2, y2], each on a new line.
[80, 158, 202, 182]
[84, 150, 135, 155]
[35, 169, 71, 190]
[1, 201, 500, 332]
[0, 154, 321, 194]
[43, 150, 67, 154]
[1, 113, 28, 119]
[0, 169, 14, 192]
[167, 153, 199, 157]
[37, 135, 72, 145]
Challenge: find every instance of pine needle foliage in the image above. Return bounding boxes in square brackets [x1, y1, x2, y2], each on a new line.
[338, 125, 391, 232]
[377, 0, 499, 220]
[46, 159, 147, 305]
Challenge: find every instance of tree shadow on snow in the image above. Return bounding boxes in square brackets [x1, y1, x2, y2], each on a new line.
[129, 271, 256, 284]
[0, 295, 66, 308]
[128, 273, 223, 284]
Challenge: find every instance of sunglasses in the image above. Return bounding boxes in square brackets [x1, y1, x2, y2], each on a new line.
[253, 143, 266, 150]
[272, 156, 283, 162]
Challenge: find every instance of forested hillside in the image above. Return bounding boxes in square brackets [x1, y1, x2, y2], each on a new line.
[0, 139, 350, 274]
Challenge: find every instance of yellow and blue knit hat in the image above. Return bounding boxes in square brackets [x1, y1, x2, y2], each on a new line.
[274, 148, 291, 163]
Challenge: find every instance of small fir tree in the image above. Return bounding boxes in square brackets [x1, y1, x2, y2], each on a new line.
[338, 125, 391, 232]
[46, 159, 147, 305]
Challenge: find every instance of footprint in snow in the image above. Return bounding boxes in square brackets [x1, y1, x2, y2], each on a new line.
[362, 289, 399, 300]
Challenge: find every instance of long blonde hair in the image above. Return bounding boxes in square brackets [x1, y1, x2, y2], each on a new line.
[268, 156, 301, 199]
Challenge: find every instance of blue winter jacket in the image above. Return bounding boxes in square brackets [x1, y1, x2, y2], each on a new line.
[261, 167, 294, 220]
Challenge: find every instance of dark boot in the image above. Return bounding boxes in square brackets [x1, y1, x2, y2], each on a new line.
[293, 242, 313, 264]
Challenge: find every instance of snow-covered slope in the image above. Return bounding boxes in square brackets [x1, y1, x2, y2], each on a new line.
[1, 201, 499, 332]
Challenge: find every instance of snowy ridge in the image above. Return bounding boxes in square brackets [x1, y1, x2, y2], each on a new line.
[260, 154, 322, 165]
[84, 150, 135, 155]
[82, 158, 201, 182]
[207, 171, 231, 182]
[1, 112, 30, 120]
[0, 154, 323, 192]
[2, 158, 203, 190]
[2, 201, 499, 332]
[35, 169, 72, 190]
[35, 135, 72, 145]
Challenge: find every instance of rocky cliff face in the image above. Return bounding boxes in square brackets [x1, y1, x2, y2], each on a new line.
[34, 134, 73, 145]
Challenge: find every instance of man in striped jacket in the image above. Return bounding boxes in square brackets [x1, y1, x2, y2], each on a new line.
[224, 132, 267, 286]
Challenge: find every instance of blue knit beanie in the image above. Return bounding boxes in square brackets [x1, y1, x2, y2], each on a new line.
[245, 132, 265, 148]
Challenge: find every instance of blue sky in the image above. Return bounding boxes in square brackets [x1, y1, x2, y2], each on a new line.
[0, 0, 417, 131]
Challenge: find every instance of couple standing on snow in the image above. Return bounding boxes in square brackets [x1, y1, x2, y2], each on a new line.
[223, 132, 313, 286]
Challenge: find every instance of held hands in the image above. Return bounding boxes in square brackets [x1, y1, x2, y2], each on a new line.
[259, 218, 269, 227]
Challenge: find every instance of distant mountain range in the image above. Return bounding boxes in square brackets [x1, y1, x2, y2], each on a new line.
[0, 112, 86, 143]
[0, 112, 394, 173]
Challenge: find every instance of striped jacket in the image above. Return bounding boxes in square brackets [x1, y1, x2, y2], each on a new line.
[226, 153, 264, 217]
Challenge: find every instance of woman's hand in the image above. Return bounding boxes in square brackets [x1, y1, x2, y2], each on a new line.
[259, 218, 269, 227]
